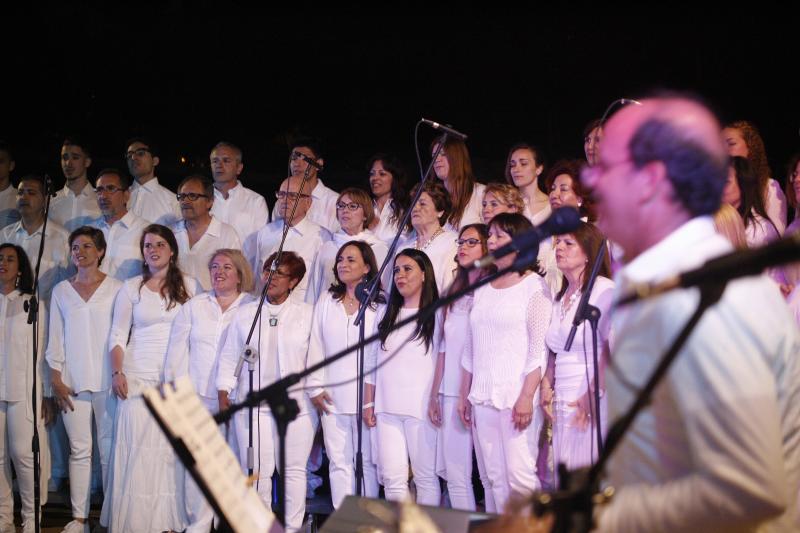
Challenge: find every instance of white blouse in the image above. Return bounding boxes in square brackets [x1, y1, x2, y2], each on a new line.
[216, 298, 313, 414]
[0, 291, 48, 414]
[367, 307, 441, 420]
[46, 276, 123, 393]
[463, 273, 552, 410]
[306, 293, 382, 415]
[445, 183, 485, 233]
[440, 295, 472, 397]
[398, 229, 458, 294]
[371, 198, 409, 245]
[108, 275, 200, 385]
[163, 291, 252, 399]
[307, 229, 389, 302]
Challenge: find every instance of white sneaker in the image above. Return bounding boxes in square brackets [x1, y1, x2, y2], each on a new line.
[61, 520, 91, 533]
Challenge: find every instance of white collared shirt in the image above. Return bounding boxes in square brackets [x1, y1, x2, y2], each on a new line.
[128, 177, 181, 226]
[0, 184, 18, 230]
[243, 216, 332, 304]
[210, 180, 270, 244]
[0, 219, 71, 302]
[91, 211, 151, 280]
[1, 290, 48, 406]
[172, 217, 242, 291]
[46, 276, 122, 393]
[49, 182, 101, 232]
[371, 198, 409, 245]
[598, 216, 800, 532]
[164, 291, 252, 399]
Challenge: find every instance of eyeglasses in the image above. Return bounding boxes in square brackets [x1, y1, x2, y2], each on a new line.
[275, 191, 310, 200]
[264, 268, 292, 279]
[176, 192, 210, 202]
[456, 238, 481, 248]
[95, 185, 126, 195]
[336, 201, 361, 211]
[125, 147, 151, 160]
[290, 151, 316, 162]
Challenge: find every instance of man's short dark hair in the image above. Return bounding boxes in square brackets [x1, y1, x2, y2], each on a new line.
[289, 136, 324, 161]
[62, 136, 91, 158]
[96, 168, 131, 190]
[178, 174, 214, 199]
[629, 118, 727, 217]
[18, 174, 46, 194]
[125, 136, 159, 158]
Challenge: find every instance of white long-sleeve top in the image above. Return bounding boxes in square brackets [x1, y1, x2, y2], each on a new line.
[163, 291, 251, 399]
[765, 178, 787, 236]
[49, 182, 101, 232]
[172, 217, 242, 291]
[216, 298, 313, 414]
[397, 229, 458, 294]
[445, 183, 485, 233]
[371, 198, 409, 245]
[128, 177, 181, 227]
[1, 219, 71, 302]
[307, 229, 389, 302]
[243, 216, 332, 304]
[46, 276, 122, 393]
[91, 211, 151, 281]
[440, 295, 472, 397]
[598, 217, 800, 533]
[306, 293, 382, 415]
[462, 273, 551, 410]
[108, 275, 200, 385]
[1, 290, 48, 418]
[210, 180, 270, 245]
[367, 307, 441, 420]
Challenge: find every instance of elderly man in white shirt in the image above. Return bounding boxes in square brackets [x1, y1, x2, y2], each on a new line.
[172, 175, 241, 291]
[208, 141, 270, 244]
[0, 142, 19, 229]
[124, 137, 181, 226]
[244, 175, 332, 304]
[90, 169, 150, 281]
[50, 138, 101, 232]
[580, 95, 800, 532]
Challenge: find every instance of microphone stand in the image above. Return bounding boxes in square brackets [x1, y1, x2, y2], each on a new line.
[232, 164, 313, 528]
[534, 278, 730, 533]
[563, 239, 607, 455]
[350, 124, 451, 495]
[24, 174, 55, 533]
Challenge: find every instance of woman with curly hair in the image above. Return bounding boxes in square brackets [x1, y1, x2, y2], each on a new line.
[723, 120, 787, 234]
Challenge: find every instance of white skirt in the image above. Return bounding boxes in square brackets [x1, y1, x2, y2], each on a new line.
[100, 376, 187, 532]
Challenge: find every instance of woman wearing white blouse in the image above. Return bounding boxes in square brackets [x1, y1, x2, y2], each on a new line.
[308, 188, 388, 302]
[542, 223, 614, 475]
[101, 224, 200, 533]
[431, 136, 485, 232]
[428, 224, 494, 512]
[364, 249, 441, 505]
[461, 213, 551, 511]
[367, 154, 410, 244]
[0, 244, 50, 533]
[163, 248, 254, 533]
[307, 241, 383, 508]
[216, 251, 314, 533]
[46, 227, 122, 533]
[400, 180, 458, 294]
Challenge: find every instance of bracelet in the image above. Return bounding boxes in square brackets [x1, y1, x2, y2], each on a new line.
[363, 402, 374, 409]
[112, 370, 124, 378]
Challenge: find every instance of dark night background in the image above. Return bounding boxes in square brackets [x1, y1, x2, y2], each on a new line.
[3, 7, 798, 210]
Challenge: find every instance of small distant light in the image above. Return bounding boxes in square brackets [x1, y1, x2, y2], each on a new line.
[180, 156, 187, 164]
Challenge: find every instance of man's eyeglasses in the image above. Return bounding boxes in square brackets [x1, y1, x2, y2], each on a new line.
[95, 185, 126, 195]
[336, 201, 361, 212]
[125, 147, 151, 160]
[176, 192, 210, 202]
[456, 238, 481, 248]
[276, 191, 310, 200]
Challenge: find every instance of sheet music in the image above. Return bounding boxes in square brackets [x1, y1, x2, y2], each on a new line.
[144, 376, 282, 533]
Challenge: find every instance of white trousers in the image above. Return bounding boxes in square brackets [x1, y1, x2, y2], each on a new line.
[376, 413, 440, 505]
[61, 390, 114, 519]
[319, 412, 379, 509]
[184, 396, 219, 533]
[235, 408, 317, 533]
[47, 411, 69, 481]
[0, 401, 49, 525]
[473, 404, 540, 512]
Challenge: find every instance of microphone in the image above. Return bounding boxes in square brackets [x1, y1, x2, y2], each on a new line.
[291, 151, 323, 170]
[473, 207, 582, 270]
[355, 275, 373, 305]
[616, 231, 800, 306]
[234, 345, 259, 379]
[421, 118, 468, 140]
[45, 174, 57, 197]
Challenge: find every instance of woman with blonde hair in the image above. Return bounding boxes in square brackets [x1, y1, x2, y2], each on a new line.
[713, 204, 748, 250]
[481, 183, 525, 224]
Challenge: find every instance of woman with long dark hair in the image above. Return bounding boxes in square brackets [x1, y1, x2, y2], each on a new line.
[428, 224, 494, 511]
[723, 156, 780, 248]
[505, 143, 550, 225]
[0, 243, 49, 532]
[541, 223, 614, 476]
[432, 136, 485, 232]
[367, 153, 410, 244]
[364, 249, 441, 504]
[307, 241, 384, 509]
[46, 226, 122, 533]
[462, 213, 551, 511]
[101, 224, 200, 532]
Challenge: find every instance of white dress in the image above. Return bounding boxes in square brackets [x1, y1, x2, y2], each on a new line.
[101, 275, 199, 532]
[545, 276, 615, 471]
